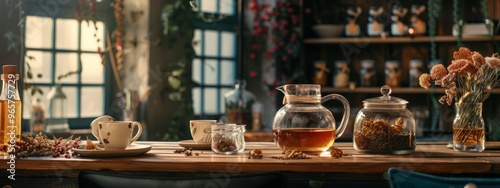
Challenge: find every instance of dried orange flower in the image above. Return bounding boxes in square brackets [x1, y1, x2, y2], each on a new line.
[418, 73, 431, 90]
[472, 52, 485, 68]
[448, 59, 469, 76]
[486, 55, 500, 68]
[453, 47, 474, 61]
[430, 64, 447, 80]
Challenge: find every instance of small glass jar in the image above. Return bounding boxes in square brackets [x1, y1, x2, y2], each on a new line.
[211, 124, 245, 154]
[409, 59, 424, 87]
[353, 85, 416, 154]
[333, 60, 350, 88]
[385, 60, 401, 87]
[360, 60, 377, 87]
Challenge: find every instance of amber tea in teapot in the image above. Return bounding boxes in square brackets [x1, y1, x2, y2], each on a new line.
[272, 84, 350, 154]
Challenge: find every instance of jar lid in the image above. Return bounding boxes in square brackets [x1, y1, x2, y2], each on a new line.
[362, 85, 408, 107]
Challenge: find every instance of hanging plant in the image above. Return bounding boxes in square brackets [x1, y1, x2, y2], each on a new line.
[427, 0, 441, 61]
[248, 0, 303, 95]
[159, 0, 197, 141]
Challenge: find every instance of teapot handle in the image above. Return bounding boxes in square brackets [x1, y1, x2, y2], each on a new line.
[321, 94, 350, 139]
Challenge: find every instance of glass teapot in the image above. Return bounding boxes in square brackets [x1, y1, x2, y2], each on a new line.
[272, 84, 350, 154]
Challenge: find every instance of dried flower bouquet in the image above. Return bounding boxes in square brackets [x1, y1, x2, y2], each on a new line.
[419, 47, 500, 151]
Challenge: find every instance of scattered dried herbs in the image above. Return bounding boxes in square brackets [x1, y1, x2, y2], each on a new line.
[248, 149, 263, 159]
[329, 147, 343, 158]
[1, 132, 81, 158]
[271, 149, 311, 160]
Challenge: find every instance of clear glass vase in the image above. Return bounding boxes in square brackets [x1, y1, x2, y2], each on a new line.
[453, 103, 485, 152]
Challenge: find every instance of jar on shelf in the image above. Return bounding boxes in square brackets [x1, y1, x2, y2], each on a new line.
[314, 61, 330, 86]
[345, 6, 362, 37]
[410, 4, 426, 35]
[224, 80, 255, 130]
[360, 60, 377, 87]
[390, 5, 408, 36]
[385, 60, 401, 87]
[353, 85, 416, 154]
[333, 60, 350, 88]
[409, 59, 425, 87]
[211, 124, 245, 154]
[367, 6, 385, 37]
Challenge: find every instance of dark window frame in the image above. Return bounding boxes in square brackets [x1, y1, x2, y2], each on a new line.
[22, 0, 114, 130]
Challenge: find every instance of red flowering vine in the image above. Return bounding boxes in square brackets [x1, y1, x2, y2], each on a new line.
[248, 0, 303, 93]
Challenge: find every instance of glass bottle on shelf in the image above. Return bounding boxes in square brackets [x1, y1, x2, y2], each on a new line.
[360, 60, 377, 87]
[391, 5, 408, 36]
[0, 65, 22, 150]
[409, 59, 424, 87]
[410, 4, 426, 35]
[46, 84, 70, 133]
[333, 60, 350, 88]
[30, 97, 46, 134]
[385, 60, 401, 87]
[224, 80, 255, 130]
[345, 6, 362, 37]
[367, 6, 385, 37]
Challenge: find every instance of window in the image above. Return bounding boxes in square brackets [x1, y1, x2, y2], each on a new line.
[192, 0, 238, 117]
[22, 1, 111, 130]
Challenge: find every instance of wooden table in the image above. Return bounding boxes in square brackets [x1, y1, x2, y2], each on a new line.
[2, 141, 500, 187]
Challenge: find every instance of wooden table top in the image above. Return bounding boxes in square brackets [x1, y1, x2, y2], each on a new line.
[4, 141, 500, 176]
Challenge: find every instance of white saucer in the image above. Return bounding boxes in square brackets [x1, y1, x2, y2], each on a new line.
[178, 140, 211, 150]
[73, 144, 151, 157]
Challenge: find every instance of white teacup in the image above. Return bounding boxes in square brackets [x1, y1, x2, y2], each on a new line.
[90, 115, 116, 142]
[190, 120, 216, 143]
[96, 121, 142, 149]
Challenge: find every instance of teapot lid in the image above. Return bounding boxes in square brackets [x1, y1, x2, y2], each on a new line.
[363, 85, 408, 107]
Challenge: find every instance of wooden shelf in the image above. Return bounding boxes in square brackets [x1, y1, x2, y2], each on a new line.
[321, 87, 500, 94]
[303, 35, 500, 44]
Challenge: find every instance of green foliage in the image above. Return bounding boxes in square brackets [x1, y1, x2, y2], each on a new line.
[159, 0, 197, 141]
[428, 0, 441, 61]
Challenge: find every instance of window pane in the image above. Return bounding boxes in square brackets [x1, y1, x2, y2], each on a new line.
[220, 60, 235, 85]
[81, 21, 105, 51]
[55, 53, 79, 83]
[220, 0, 235, 15]
[192, 87, 201, 115]
[59, 86, 77, 118]
[201, 0, 217, 13]
[192, 58, 201, 84]
[25, 50, 52, 83]
[55, 18, 79, 50]
[204, 59, 218, 85]
[23, 86, 51, 119]
[25, 16, 53, 48]
[193, 29, 202, 56]
[204, 30, 219, 57]
[81, 87, 104, 117]
[220, 31, 235, 58]
[81, 53, 104, 84]
[203, 88, 218, 114]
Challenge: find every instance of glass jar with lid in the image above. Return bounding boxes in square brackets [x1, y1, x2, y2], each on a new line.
[360, 60, 377, 87]
[224, 80, 255, 129]
[353, 85, 416, 154]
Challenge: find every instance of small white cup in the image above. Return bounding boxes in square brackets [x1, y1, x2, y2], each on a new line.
[91, 115, 116, 142]
[97, 121, 142, 150]
[190, 120, 216, 143]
